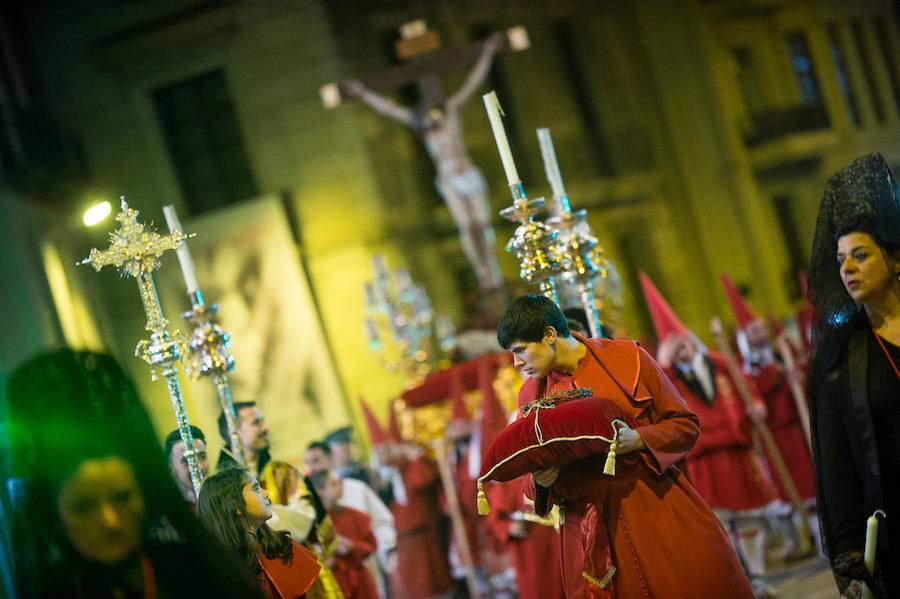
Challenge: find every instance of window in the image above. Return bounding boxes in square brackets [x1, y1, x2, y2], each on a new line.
[786, 32, 823, 104]
[153, 70, 257, 214]
[873, 18, 900, 113]
[851, 20, 885, 123]
[827, 25, 861, 126]
[732, 47, 764, 114]
[773, 195, 806, 298]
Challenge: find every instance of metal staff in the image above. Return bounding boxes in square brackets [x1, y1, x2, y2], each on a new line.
[710, 317, 812, 541]
[537, 128, 606, 337]
[80, 198, 204, 496]
[483, 92, 562, 304]
[162, 205, 246, 469]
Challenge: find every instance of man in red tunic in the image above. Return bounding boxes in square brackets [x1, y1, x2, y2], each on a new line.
[382, 410, 454, 599]
[310, 470, 379, 599]
[444, 372, 486, 587]
[641, 274, 779, 595]
[721, 274, 818, 557]
[497, 294, 754, 599]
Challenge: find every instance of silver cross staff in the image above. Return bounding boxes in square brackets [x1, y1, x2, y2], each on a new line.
[80, 197, 204, 496]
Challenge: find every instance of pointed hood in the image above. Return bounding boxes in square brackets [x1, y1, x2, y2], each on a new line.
[359, 397, 387, 447]
[720, 273, 759, 330]
[388, 401, 403, 444]
[639, 272, 687, 343]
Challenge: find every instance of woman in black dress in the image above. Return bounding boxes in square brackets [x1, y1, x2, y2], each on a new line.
[808, 152, 900, 598]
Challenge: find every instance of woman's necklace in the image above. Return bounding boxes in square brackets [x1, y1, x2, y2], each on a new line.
[872, 327, 900, 381]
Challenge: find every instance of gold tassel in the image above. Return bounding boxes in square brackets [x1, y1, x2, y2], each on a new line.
[603, 445, 617, 476]
[477, 480, 491, 515]
[603, 424, 619, 476]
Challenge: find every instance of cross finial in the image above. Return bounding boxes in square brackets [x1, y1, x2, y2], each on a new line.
[80, 196, 187, 278]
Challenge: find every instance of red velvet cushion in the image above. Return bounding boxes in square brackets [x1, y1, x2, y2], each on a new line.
[479, 396, 638, 482]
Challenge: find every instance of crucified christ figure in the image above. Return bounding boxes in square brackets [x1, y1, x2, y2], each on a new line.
[344, 33, 505, 292]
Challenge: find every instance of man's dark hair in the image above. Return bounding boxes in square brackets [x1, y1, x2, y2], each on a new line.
[308, 469, 331, 492]
[306, 441, 332, 456]
[218, 401, 257, 442]
[164, 426, 206, 462]
[497, 294, 570, 349]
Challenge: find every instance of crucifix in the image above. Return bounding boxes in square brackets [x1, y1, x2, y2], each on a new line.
[321, 21, 530, 294]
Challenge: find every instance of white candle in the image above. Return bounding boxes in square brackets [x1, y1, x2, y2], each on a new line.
[162, 205, 199, 295]
[864, 512, 878, 574]
[483, 91, 520, 186]
[537, 128, 567, 203]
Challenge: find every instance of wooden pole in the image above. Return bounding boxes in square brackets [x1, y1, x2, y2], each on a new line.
[710, 318, 813, 542]
[774, 335, 812, 449]
[432, 437, 482, 599]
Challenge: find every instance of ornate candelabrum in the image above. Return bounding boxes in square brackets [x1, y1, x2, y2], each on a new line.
[80, 198, 204, 496]
[163, 205, 246, 469]
[537, 128, 609, 337]
[483, 91, 563, 303]
[363, 255, 456, 386]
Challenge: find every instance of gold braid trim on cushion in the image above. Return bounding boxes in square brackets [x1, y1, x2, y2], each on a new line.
[522, 388, 594, 445]
[582, 566, 616, 589]
[521, 387, 593, 417]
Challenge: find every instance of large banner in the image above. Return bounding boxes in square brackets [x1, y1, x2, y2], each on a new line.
[154, 196, 349, 463]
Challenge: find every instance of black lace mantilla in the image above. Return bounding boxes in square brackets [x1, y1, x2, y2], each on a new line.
[809, 153, 900, 332]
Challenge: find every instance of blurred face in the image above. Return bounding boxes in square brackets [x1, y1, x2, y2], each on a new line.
[319, 472, 343, 509]
[304, 447, 332, 474]
[673, 337, 697, 365]
[837, 232, 899, 304]
[238, 407, 269, 454]
[744, 319, 770, 348]
[241, 476, 272, 528]
[285, 469, 300, 500]
[169, 439, 209, 503]
[57, 456, 144, 565]
[508, 328, 557, 379]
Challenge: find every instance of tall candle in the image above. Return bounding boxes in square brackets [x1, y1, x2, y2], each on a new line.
[163, 205, 199, 295]
[537, 128, 567, 207]
[483, 91, 520, 186]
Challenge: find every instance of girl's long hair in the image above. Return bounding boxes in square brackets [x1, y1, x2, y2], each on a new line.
[198, 467, 293, 571]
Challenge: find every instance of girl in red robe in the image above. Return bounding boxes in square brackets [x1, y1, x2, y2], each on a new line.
[199, 467, 321, 599]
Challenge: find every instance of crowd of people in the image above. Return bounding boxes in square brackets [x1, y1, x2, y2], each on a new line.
[4, 152, 898, 598]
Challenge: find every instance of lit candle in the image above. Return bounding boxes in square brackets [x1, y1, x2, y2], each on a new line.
[483, 91, 520, 186]
[537, 128, 568, 207]
[162, 205, 199, 295]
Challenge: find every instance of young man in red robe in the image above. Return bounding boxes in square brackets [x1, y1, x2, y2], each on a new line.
[722, 279, 819, 564]
[497, 294, 754, 599]
[310, 469, 379, 599]
[641, 274, 779, 596]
